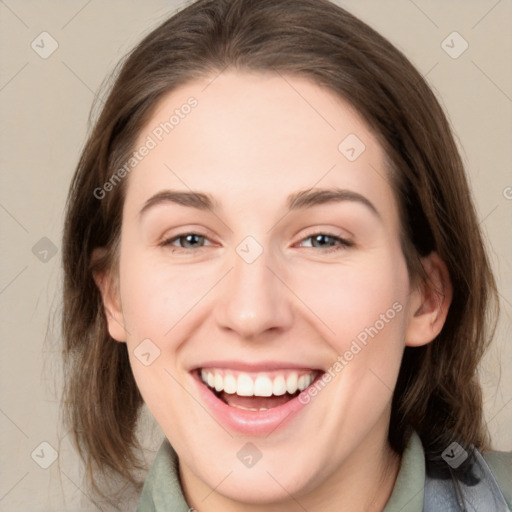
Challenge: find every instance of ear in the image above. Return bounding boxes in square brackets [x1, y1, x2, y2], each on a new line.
[405, 252, 452, 347]
[91, 248, 127, 342]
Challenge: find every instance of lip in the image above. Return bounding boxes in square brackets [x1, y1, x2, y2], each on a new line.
[192, 360, 324, 372]
[191, 369, 323, 436]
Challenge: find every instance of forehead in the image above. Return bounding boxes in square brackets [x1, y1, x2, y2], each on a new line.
[125, 71, 397, 224]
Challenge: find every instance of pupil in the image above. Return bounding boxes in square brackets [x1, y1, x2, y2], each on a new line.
[314, 234, 331, 247]
[184, 234, 202, 248]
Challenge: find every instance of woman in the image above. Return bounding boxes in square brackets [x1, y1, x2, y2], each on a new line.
[61, 0, 512, 510]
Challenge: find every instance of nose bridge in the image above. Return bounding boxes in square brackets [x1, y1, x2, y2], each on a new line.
[215, 235, 293, 338]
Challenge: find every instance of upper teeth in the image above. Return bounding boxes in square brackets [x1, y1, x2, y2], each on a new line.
[200, 369, 316, 396]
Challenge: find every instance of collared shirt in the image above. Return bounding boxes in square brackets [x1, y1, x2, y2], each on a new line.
[136, 431, 512, 511]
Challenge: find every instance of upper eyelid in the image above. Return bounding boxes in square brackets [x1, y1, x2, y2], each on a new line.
[161, 230, 352, 247]
[299, 232, 351, 242]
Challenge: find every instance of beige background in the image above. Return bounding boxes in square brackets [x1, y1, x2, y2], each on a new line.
[0, 0, 511, 510]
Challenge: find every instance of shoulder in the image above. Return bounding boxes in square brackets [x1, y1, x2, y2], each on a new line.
[483, 448, 512, 508]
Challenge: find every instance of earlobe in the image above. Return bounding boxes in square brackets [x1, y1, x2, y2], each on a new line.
[405, 252, 452, 347]
[91, 248, 127, 343]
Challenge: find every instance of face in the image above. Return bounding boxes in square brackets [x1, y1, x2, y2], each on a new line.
[98, 71, 445, 507]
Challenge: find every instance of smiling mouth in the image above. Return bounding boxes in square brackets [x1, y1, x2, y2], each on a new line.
[197, 368, 322, 411]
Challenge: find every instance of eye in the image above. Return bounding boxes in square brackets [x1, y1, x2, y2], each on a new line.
[160, 231, 353, 254]
[160, 232, 212, 252]
[296, 232, 353, 254]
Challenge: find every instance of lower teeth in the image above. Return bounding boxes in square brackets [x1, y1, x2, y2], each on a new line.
[229, 404, 269, 411]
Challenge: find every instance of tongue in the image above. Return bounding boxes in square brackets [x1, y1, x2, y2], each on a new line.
[219, 391, 297, 410]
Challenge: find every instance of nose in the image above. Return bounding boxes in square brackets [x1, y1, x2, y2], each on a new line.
[214, 240, 294, 341]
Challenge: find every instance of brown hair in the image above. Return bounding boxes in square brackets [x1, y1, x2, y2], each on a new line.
[61, 0, 498, 503]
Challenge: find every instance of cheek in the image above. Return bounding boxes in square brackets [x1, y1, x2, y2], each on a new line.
[120, 251, 208, 339]
[118, 253, 200, 429]
[286, 249, 410, 420]
[287, 251, 409, 351]
[293, 254, 409, 434]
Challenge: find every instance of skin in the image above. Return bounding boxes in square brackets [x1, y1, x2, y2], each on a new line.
[94, 71, 452, 511]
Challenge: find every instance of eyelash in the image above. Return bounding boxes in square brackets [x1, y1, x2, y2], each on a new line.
[160, 231, 353, 254]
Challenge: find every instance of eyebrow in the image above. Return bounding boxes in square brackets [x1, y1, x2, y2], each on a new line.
[138, 187, 380, 219]
[287, 188, 380, 218]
